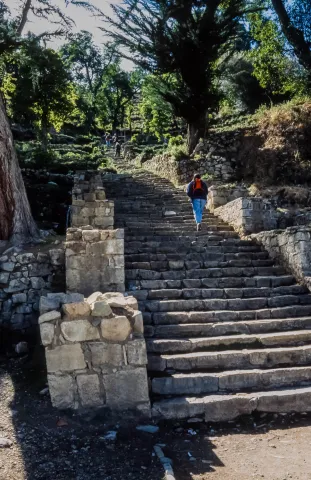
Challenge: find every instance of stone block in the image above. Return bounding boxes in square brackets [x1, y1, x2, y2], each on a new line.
[90, 342, 123, 367]
[62, 302, 91, 318]
[28, 263, 52, 277]
[40, 322, 55, 346]
[101, 316, 132, 342]
[91, 301, 113, 317]
[107, 295, 138, 310]
[86, 292, 103, 304]
[103, 368, 150, 408]
[12, 293, 27, 304]
[47, 292, 84, 304]
[0, 272, 10, 284]
[82, 230, 100, 242]
[132, 311, 144, 334]
[94, 217, 114, 228]
[49, 249, 65, 266]
[16, 253, 35, 264]
[77, 374, 103, 408]
[126, 339, 148, 366]
[39, 297, 60, 314]
[1, 262, 15, 272]
[46, 344, 86, 373]
[48, 374, 76, 409]
[61, 320, 100, 342]
[30, 277, 46, 289]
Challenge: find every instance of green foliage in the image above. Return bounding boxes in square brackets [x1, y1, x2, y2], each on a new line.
[248, 13, 307, 96]
[138, 75, 174, 139]
[167, 143, 188, 161]
[10, 43, 76, 148]
[102, 0, 262, 151]
[168, 135, 184, 147]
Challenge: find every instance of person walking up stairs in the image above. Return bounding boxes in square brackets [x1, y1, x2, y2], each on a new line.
[187, 174, 208, 231]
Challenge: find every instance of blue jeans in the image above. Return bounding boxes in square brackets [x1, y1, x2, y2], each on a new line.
[192, 198, 206, 224]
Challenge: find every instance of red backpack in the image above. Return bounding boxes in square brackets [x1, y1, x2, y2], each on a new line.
[192, 178, 204, 195]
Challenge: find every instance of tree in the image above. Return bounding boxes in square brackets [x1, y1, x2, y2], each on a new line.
[138, 75, 176, 138]
[101, 0, 261, 153]
[12, 45, 75, 150]
[271, 0, 311, 85]
[248, 13, 307, 97]
[61, 31, 116, 130]
[98, 65, 140, 130]
[0, 0, 95, 243]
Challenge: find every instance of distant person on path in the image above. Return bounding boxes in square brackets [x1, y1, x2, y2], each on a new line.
[105, 133, 111, 147]
[187, 174, 208, 231]
[115, 141, 121, 157]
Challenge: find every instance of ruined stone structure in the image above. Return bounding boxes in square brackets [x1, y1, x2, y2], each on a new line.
[214, 197, 279, 236]
[39, 291, 149, 412]
[0, 248, 64, 332]
[71, 172, 114, 229]
[65, 227, 125, 296]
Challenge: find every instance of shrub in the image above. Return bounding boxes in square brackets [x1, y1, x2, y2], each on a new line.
[168, 135, 184, 147]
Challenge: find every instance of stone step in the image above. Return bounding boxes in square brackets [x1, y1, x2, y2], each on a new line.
[127, 266, 287, 282]
[127, 275, 295, 292]
[147, 317, 311, 339]
[136, 285, 307, 301]
[142, 295, 311, 314]
[126, 259, 276, 271]
[151, 385, 311, 421]
[152, 366, 311, 396]
[149, 344, 311, 372]
[147, 329, 311, 354]
[124, 240, 263, 251]
[124, 228, 238, 237]
[125, 251, 270, 263]
[147, 305, 311, 325]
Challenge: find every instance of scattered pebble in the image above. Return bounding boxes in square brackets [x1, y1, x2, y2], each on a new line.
[136, 425, 159, 434]
[0, 437, 13, 448]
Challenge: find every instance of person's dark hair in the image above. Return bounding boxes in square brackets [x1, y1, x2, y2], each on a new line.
[193, 173, 201, 180]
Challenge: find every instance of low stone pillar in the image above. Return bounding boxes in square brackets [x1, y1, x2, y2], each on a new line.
[65, 227, 125, 296]
[39, 291, 150, 414]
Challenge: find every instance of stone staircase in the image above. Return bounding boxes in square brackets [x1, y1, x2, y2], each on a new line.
[102, 162, 311, 422]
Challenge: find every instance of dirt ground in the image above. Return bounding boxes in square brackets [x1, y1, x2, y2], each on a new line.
[1, 356, 311, 480]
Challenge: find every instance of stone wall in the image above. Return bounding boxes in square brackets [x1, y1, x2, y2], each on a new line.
[252, 227, 311, 290]
[66, 227, 125, 296]
[142, 130, 242, 185]
[0, 247, 64, 332]
[39, 291, 150, 414]
[208, 185, 248, 212]
[214, 197, 279, 236]
[71, 172, 114, 229]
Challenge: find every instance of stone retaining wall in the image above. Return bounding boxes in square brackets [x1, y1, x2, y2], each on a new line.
[142, 131, 241, 185]
[39, 291, 150, 413]
[66, 227, 125, 296]
[0, 247, 64, 331]
[214, 197, 279, 235]
[208, 185, 248, 212]
[252, 227, 311, 290]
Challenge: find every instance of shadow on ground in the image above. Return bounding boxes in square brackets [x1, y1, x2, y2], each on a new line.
[2, 355, 311, 480]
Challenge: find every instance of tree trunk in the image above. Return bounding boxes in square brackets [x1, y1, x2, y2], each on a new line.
[187, 117, 206, 155]
[0, 95, 39, 244]
[271, 0, 311, 80]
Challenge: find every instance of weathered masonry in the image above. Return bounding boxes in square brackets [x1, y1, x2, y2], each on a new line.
[40, 172, 149, 415]
[39, 291, 149, 413]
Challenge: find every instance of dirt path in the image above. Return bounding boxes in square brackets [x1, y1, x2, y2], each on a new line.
[1, 357, 311, 480]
